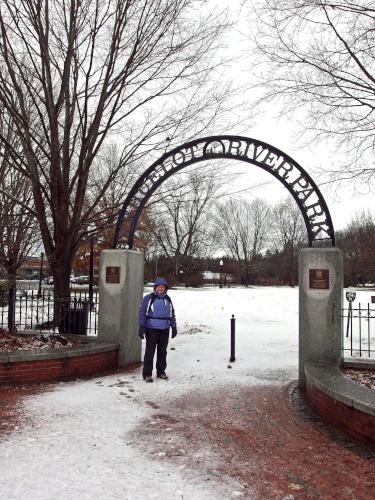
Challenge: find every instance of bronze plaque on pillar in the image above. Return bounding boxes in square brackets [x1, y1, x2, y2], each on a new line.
[309, 269, 329, 289]
[106, 266, 120, 284]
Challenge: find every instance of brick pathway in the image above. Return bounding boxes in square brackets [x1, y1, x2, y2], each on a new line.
[136, 382, 375, 499]
[2, 380, 375, 498]
[0, 385, 41, 438]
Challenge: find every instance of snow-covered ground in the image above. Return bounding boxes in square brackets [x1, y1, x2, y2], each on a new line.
[0, 286, 299, 500]
[0, 289, 99, 334]
[0, 285, 373, 499]
[3, 283, 375, 359]
[342, 288, 375, 358]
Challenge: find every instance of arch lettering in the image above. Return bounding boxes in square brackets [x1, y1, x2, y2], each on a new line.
[113, 136, 335, 249]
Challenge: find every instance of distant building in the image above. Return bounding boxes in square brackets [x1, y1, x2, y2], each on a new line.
[18, 256, 49, 279]
[203, 271, 221, 281]
[202, 271, 234, 284]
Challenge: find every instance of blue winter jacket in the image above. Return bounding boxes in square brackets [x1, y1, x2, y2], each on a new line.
[139, 280, 176, 331]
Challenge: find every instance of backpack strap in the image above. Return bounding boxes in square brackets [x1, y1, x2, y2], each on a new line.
[146, 293, 173, 319]
[146, 293, 157, 316]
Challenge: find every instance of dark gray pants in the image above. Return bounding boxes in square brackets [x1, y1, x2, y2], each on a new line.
[142, 328, 169, 378]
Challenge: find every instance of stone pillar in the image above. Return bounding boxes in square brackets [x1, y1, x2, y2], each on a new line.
[98, 249, 144, 367]
[299, 247, 343, 389]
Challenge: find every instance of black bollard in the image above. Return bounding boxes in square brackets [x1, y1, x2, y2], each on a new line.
[230, 314, 235, 362]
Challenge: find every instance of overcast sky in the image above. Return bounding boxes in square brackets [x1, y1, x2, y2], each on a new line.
[208, 0, 374, 231]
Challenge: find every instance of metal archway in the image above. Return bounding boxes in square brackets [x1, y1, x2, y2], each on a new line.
[112, 135, 335, 249]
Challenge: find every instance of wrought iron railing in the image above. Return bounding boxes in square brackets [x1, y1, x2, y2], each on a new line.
[0, 289, 99, 336]
[342, 303, 375, 358]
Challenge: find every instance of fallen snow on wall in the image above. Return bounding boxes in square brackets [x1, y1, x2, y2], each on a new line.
[0, 286, 300, 499]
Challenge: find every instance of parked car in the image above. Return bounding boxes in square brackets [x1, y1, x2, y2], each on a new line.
[25, 272, 40, 281]
[75, 275, 89, 285]
[75, 275, 99, 285]
[43, 275, 77, 285]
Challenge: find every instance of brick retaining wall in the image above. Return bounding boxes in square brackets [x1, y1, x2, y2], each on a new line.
[305, 363, 375, 450]
[0, 339, 119, 384]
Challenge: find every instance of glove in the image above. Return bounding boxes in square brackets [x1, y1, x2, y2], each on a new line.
[139, 326, 146, 339]
[171, 327, 177, 338]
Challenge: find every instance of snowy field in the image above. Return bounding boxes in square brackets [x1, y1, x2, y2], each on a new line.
[169, 285, 299, 382]
[0, 285, 373, 499]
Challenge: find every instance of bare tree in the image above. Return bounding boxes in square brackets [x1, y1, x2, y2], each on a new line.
[0, 125, 41, 330]
[0, 0, 235, 299]
[151, 172, 216, 282]
[271, 197, 306, 285]
[0, 110, 40, 283]
[0, 170, 40, 282]
[336, 211, 375, 285]
[213, 198, 271, 284]
[250, 0, 375, 186]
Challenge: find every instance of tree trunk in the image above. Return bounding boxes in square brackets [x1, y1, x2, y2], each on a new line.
[174, 256, 180, 284]
[5, 260, 18, 333]
[7, 275, 16, 333]
[287, 248, 296, 287]
[52, 259, 72, 299]
[49, 249, 74, 331]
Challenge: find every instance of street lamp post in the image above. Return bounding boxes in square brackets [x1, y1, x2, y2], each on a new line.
[89, 236, 94, 311]
[219, 259, 223, 289]
[37, 252, 44, 299]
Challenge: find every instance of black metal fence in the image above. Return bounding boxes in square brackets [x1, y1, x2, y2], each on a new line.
[342, 303, 375, 358]
[0, 289, 99, 336]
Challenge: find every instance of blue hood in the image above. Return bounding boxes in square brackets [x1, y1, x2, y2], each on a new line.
[154, 277, 169, 290]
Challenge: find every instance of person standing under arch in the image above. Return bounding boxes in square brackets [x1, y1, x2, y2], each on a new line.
[138, 277, 177, 382]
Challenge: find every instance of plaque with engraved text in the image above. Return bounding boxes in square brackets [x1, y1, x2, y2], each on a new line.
[309, 269, 329, 290]
[106, 266, 120, 284]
